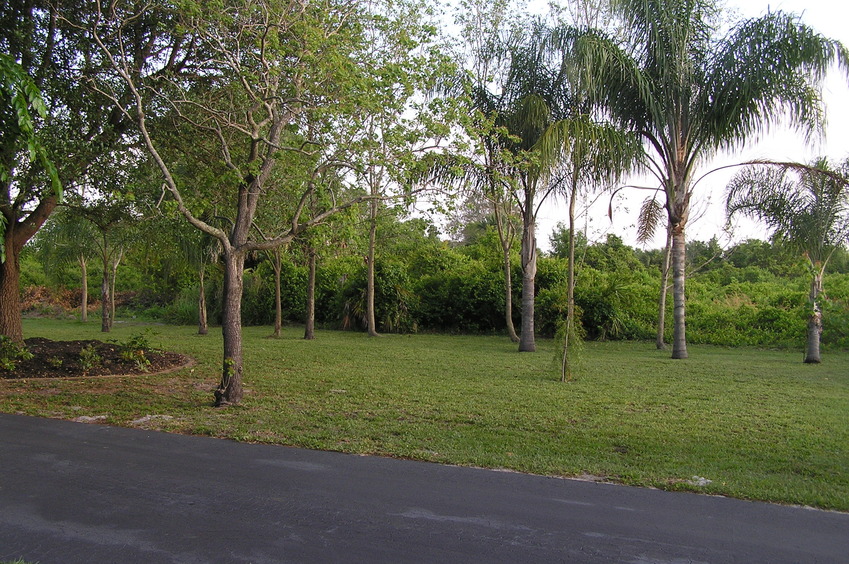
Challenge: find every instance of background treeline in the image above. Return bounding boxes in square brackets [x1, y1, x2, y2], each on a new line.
[21, 210, 849, 350]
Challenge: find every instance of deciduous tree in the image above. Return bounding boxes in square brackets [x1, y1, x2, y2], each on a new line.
[91, 0, 443, 405]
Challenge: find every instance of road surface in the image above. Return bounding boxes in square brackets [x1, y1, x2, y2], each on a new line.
[1, 413, 846, 563]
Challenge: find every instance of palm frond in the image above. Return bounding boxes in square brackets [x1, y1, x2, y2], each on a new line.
[636, 194, 665, 244]
[726, 157, 849, 264]
[700, 10, 848, 151]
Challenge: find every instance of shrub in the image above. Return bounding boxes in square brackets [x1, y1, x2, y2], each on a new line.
[0, 336, 34, 371]
[116, 331, 156, 371]
[78, 344, 102, 372]
[336, 260, 418, 333]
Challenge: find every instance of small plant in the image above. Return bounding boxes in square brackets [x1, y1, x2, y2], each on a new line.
[120, 348, 150, 371]
[0, 336, 34, 371]
[117, 331, 156, 371]
[47, 356, 63, 368]
[78, 344, 102, 373]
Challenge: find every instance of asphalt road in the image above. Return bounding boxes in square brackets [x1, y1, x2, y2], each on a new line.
[1, 413, 846, 563]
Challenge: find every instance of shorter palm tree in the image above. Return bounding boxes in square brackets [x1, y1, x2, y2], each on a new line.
[726, 158, 849, 363]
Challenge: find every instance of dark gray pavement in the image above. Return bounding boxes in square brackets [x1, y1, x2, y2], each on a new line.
[1, 412, 847, 563]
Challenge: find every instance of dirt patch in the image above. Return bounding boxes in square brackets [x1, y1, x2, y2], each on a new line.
[1, 337, 192, 379]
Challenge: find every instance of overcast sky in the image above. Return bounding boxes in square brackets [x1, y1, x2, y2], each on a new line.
[535, 0, 849, 250]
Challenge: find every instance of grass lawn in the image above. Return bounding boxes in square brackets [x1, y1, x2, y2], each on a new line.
[3, 318, 848, 511]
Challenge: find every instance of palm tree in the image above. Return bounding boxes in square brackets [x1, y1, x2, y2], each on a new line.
[584, 0, 847, 358]
[726, 158, 849, 363]
[545, 115, 642, 380]
[499, 24, 631, 353]
[33, 208, 98, 323]
[448, 19, 642, 354]
[431, 8, 554, 350]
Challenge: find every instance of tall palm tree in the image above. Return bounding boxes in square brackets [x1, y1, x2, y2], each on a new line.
[439, 9, 573, 351]
[726, 158, 849, 363]
[584, 0, 847, 358]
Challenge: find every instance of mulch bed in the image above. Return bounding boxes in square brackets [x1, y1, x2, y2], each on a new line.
[1, 337, 192, 379]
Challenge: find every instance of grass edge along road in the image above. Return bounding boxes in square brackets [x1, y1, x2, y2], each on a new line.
[2, 318, 847, 511]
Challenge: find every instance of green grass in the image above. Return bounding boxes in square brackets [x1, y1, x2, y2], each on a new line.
[3, 318, 848, 511]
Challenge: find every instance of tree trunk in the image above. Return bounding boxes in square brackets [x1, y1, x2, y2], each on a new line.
[492, 199, 519, 343]
[198, 266, 208, 335]
[561, 186, 578, 381]
[804, 271, 823, 364]
[101, 253, 111, 333]
[0, 197, 57, 344]
[215, 250, 245, 407]
[0, 242, 24, 345]
[518, 203, 537, 352]
[656, 226, 672, 350]
[79, 255, 88, 323]
[272, 248, 282, 339]
[304, 247, 316, 340]
[502, 245, 519, 343]
[109, 252, 121, 327]
[670, 223, 688, 359]
[366, 198, 379, 337]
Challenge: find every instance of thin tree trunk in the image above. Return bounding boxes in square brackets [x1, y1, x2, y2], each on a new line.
[804, 271, 824, 364]
[366, 197, 379, 337]
[502, 246, 519, 342]
[101, 251, 111, 333]
[0, 242, 24, 345]
[272, 248, 282, 339]
[493, 200, 519, 343]
[215, 250, 245, 407]
[109, 252, 121, 328]
[561, 184, 578, 381]
[79, 255, 88, 323]
[304, 246, 316, 340]
[198, 266, 208, 335]
[518, 201, 537, 352]
[670, 224, 688, 359]
[656, 225, 672, 350]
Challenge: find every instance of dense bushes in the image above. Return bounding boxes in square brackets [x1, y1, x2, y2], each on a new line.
[23, 218, 849, 350]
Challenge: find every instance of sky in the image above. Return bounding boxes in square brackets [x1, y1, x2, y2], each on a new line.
[534, 0, 849, 251]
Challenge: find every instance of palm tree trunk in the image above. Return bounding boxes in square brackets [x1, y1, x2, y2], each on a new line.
[79, 255, 88, 323]
[670, 223, 688, 359]
[304, 247, 317, 340]
[656, 226, 672, 350]
[518, 203, 537, 352]
[215, 250, 245, 407]
[804, 270, 824, 364]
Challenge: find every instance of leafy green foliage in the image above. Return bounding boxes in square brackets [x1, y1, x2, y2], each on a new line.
[116, 331, 157, 372]
[0, 336, 33, 371]
[0, 54, 61, 192]
[0, 54, 61, 262]
[78, 345, 102, 373]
